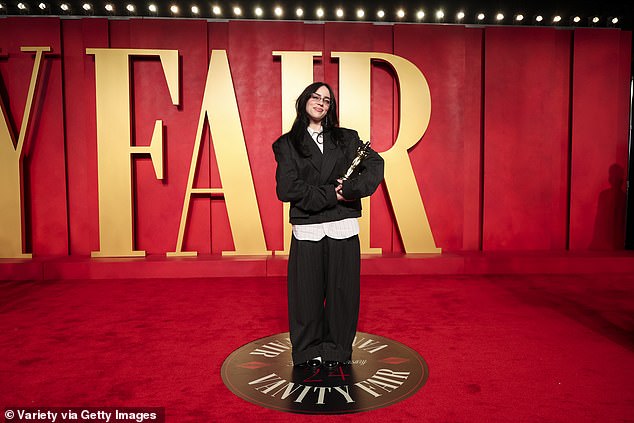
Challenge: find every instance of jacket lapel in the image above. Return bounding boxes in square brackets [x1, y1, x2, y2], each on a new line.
[320, 131, 339, 182]
[304, 131, 322, 172]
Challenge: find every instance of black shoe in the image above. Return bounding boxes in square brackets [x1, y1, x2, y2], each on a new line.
[295, 358, 322, 367]
[323, 360, 340, 369]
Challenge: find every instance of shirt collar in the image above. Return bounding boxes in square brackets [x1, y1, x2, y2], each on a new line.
[306, 126, 323, 138]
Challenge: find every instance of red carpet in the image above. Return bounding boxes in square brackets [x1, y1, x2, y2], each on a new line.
[1, 274, 633, 422]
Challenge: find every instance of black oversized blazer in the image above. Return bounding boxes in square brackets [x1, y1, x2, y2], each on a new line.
[272, 127, 384, 225]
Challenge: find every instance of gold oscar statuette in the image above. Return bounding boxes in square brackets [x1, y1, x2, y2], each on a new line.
[341, 141, 371, 181]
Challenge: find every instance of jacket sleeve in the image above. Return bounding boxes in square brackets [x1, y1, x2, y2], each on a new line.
[272, 137, 338, 213]
[341, 133, 385, 201]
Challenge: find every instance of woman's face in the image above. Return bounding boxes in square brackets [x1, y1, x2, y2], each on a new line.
[305, 85, 331, 125]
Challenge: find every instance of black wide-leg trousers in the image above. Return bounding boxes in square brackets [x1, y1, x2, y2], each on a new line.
[287, 234, 360, 365]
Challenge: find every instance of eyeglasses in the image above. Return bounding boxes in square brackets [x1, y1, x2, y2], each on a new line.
[309, 93, 331, 107]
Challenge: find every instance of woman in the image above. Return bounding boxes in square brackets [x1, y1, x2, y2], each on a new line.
[272, 82, 384, 368]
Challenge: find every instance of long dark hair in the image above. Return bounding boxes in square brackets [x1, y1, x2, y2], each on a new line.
[288, 82, 343, 156]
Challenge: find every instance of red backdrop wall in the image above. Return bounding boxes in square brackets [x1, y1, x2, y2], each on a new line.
[0, 17, 631, 256]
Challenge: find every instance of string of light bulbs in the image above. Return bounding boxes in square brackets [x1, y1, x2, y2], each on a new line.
[1, 2, 622, 27]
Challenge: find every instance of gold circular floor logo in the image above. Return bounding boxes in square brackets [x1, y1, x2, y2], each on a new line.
[221, 332, 428, 414]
